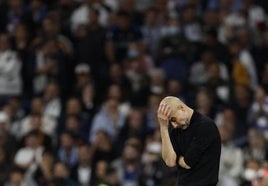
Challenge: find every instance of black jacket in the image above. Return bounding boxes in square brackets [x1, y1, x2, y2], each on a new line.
[169, 111, 221, 186]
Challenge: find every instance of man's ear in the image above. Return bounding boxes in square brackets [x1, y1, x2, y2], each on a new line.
[177, 104, 184, 111]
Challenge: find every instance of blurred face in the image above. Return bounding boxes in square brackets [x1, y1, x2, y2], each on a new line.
[31, 98, 43, 114]
[10, 172, 23, 185]
[66, 98, 81, 115]
[109, 64, 122, 80]
[82, 84, 95, 101]
[196, 91, 211, 110]
[108, 85, 122, 100]
[145, 10, 158, 26]
[123, 145, 139, 162]
[0, 148, 5, 163]
[183, 6, 196, 23]
[14, 24, 28, 40]
[201, 51, 214, 65]
[66, 116, 80, 132]
[42, 152, 54, 167]
[255, 86, 266, 103]
[54, 163, 69, 178]
[44, 83, 59, 101]
[31, 0, 42, 10]
[0, 34, 10, 51]
[106, 98, 119, 112]
[95, 161, 108, 179]
[8, 0, 22, 9]
[30, 115, 42, 130]
[117, 16, 130, 30]
[208, 63, 220, 79]
[42, 18, 58, 35]
[26, 135, 39, 148]
[129, 110, 143, 130]
[78, 146, 92, 165]
[60, 134, 74, 149]
[235, 84, 249, 102]
[205, 9, 219, 26]
[167, 80, 181, 96]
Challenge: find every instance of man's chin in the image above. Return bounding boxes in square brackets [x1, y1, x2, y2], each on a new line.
[181, 124, 189, 130]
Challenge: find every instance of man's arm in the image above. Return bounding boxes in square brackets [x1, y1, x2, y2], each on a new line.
[178, 156, 191, 169]
[158, 103, 177, 167]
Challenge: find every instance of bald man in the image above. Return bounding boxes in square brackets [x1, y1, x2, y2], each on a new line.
[157, 96, 221, 186]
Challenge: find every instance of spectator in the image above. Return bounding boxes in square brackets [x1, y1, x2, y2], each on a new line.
[17, 97, 56, 138]
[59, 97, 91, 140]
[70, 144, 95, 186]
[112, 141, 142, 186]
[52, 161, 79, 186]
[0, 33, 22, 100]
[74, 7, 108, 84]
[0, 148, 10, 185]
[4, 166, 34, 186]
[142, 7, 162, 57]
[248, 86, 268, 139]
[91, 130, 113, 163]
[244, 128, 268, 162]
[115, 108, 147, 157]
[139, 141, 172, 186]
[105, 10, 143, 63]
[33, 150, 54, 186]
[189, 49, 229, 89]
[57, 131, 78, 168]
[0, 111, 17, 160]
[43, 82, 61, 119]
[218, 125, 244, 186]
[14, 131, 45, 171]
[89, 97, 126, 142]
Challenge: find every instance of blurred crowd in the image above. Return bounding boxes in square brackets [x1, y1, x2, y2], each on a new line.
[1, 0, 268, 185]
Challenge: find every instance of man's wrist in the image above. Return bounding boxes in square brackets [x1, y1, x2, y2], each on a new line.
[160, 124, 169, 130]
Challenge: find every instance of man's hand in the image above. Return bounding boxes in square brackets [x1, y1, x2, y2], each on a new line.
[157, 102, 171, 128]
[178, 156, 191, 169]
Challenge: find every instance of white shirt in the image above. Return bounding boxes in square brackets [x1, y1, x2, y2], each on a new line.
[0, 50, 22, 95]
[78, 166, 92, 186]
[14, 146, 44, 166]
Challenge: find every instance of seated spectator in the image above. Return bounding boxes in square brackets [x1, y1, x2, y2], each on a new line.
[0, 33, 22, 100]
[189, 49, 229, 89]
[114, 108, 147, 157]
[244, 128, 268, 162]
[89, 97, 126, 142]
[92, 130, 113, 163]
[112, 140, 142, 186]
[14, 131, 45, 170]
[97, 166, 120, 186]
[105, 10, 143, 63]
[33, 150, 54, 186]
[52, 161, 79, 186]
[4, 166, 34, 186]
[247, 86, 268, 139]
[139, 141, 172, 186]
[70, 144, 95, 186]
[0, 148, 10, 185]
[43, 82, 61, 119]
[16, 97, 56, 138]
[218, 125, 244, 186]
[0, 112, 17, 161]
[57, 131, 78, 168]
[59, 97, 91, 140]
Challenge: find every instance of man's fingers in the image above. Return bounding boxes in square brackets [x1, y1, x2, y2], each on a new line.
[158, 102, 171, 118]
